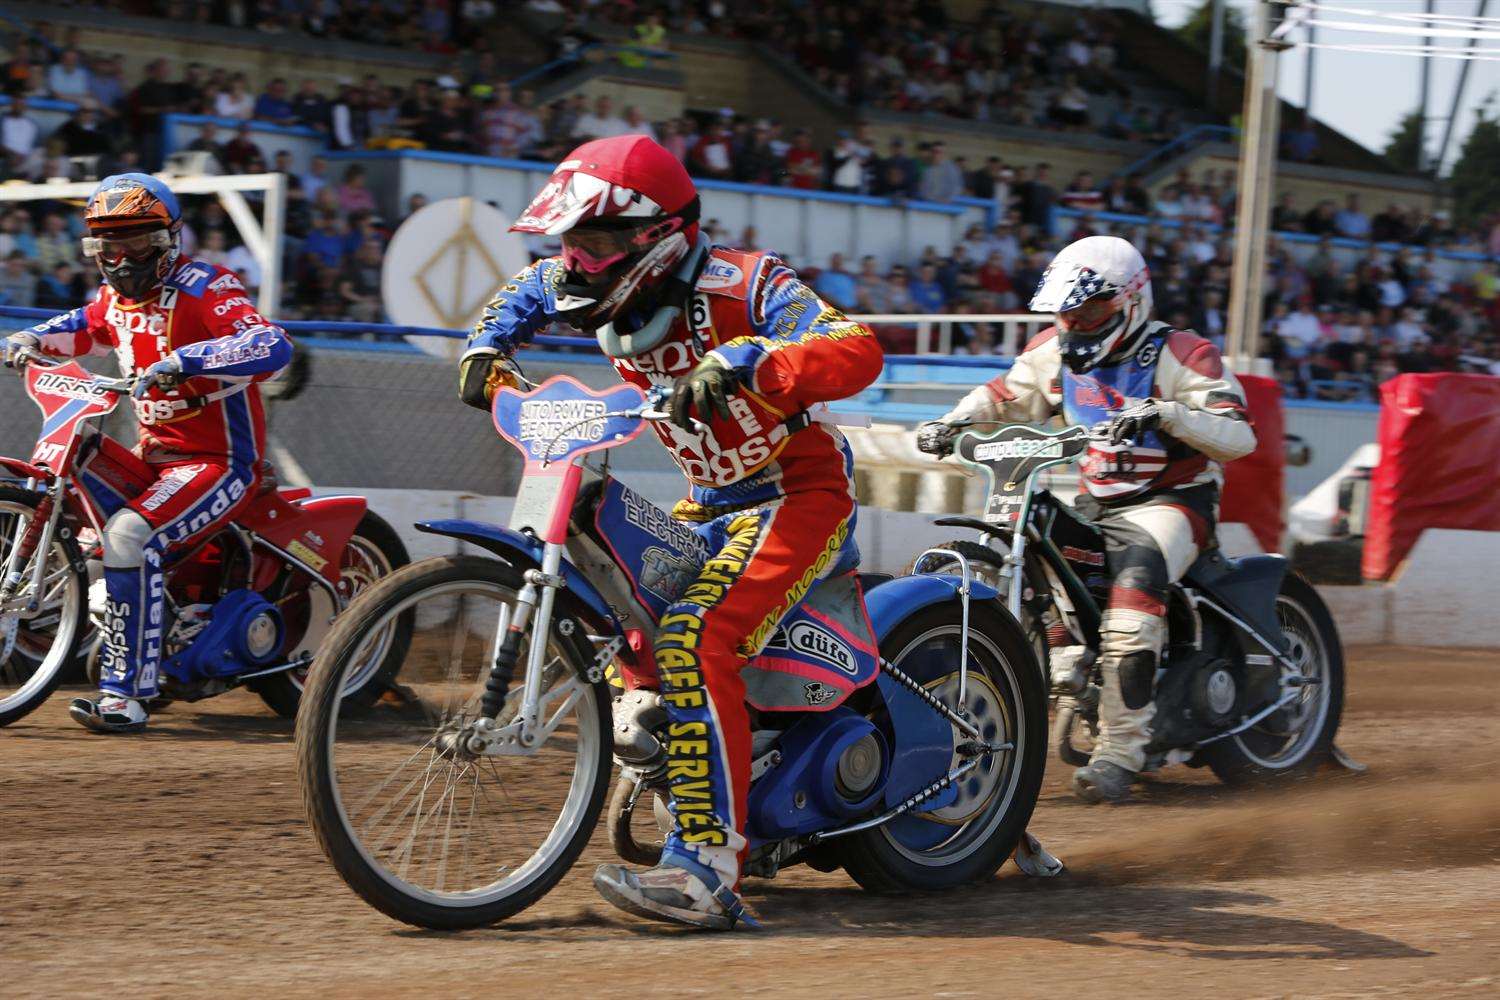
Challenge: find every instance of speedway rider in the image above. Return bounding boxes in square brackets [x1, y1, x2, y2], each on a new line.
[459, 135, 883, 928]
[917, 236, 1256, 804]
[3, 173, 292, 734]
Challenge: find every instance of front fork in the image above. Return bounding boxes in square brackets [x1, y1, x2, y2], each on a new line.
[476, 542, 564, 748]
[0, 476, 63, 615]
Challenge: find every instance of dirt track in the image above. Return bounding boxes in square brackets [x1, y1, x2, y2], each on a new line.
[4, 645, 1499, 999]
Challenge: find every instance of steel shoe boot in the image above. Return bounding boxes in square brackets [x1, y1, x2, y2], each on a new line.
[69, 692, 149, 734]
[1072, 759, 1136, 804]
[594, 851, 758, 930]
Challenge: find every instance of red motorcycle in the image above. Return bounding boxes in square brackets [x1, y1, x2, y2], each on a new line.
[0, 349, 410, 727]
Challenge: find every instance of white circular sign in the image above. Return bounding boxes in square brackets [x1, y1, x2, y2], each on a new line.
[381, 197, 531, 358]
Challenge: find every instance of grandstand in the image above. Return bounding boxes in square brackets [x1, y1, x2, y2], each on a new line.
[1, 0, 1495, 417]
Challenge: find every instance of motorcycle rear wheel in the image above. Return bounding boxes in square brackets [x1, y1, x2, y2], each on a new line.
[0, 486, 87, 728]
[296, 555, 611, 929]
[254, 509, 411, 717]
[1199, 572, 1345, 784]
[839, 601, 1047, 892]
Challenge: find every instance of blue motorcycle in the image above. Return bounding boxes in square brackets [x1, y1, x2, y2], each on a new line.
[295, 374, 1052, 929]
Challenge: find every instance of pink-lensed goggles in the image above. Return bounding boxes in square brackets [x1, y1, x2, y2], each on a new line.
[561, 228, 640, 275]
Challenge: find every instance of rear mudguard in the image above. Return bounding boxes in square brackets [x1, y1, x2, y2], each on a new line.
[415, 519, 622, 638]
[1185, 551, 1289, 651]
[865, 572, 1000, 809]
[864, 572, 1000, 641]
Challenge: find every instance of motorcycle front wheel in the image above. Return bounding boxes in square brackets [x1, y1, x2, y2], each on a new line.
[0, 486, 87, 728]
[296, 555, 612, 929]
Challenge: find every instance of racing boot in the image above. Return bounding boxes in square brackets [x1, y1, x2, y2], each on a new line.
[1072, 759, 1136, 804]
[1074, 607, 1162, 804]
[69, 692, 149, 734]
[594, 851, 759, 931]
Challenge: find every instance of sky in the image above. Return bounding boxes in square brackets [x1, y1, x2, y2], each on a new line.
[1150, 0, 1500, 172]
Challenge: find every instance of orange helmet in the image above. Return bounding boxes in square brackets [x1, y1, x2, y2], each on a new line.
[80, 174, 183, 300]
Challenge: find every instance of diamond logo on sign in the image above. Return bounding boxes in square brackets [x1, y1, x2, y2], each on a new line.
[381, 197, 531, 358]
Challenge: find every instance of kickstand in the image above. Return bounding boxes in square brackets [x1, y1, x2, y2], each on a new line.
[1328, 742, 1368, 774]
[1012, 830, 1065, 877]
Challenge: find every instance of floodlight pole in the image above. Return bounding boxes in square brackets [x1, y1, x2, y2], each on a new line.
[1225, 1, 1293, 373]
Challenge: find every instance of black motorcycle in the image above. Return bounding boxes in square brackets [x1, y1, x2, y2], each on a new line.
[909, 422, 1346, 786]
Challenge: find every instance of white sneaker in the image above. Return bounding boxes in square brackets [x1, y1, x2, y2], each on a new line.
[69, 693, 149, 733]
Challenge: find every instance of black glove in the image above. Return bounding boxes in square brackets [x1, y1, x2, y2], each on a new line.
[1106, 399, 1162, 446]
[458, 350, 520, 411]
[669, 355, 739, 431]
[916, 420, 958, 457]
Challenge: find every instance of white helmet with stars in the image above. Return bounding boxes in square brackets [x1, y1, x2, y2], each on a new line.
[1030, 235, 1153, 373]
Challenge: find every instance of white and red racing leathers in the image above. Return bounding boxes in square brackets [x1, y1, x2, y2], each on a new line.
[26, 258, 292, 700]
[939, 320, 1256, 771]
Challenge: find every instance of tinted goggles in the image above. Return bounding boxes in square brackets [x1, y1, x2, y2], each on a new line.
[81, 229, 173, 263]
[561, 220, 672, 275]
[1055, 294, 1120, 335]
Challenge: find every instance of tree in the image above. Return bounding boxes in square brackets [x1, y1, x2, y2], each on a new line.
[1449, 103, 1500, 227]
[1176, 0, 1248, 72]
[1383, 111, 1426, 174]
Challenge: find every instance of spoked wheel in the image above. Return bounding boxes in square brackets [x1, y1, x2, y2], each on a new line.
[296, 555, 611, 929]
[0, 487, 87, 728]
[1201, 573, 1344, 785]
[839, 602, 1047, 891]
[255, 510, 411, 718]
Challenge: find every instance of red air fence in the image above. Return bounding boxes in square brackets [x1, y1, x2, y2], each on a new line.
[1220, 374, 1285, 554]
[1363, 373, 1500, 581]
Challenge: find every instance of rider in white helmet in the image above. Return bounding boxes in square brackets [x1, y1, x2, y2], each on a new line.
[917, 235, 1257, 803]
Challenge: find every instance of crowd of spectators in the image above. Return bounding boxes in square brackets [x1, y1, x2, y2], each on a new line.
[41, 0, 502, 55]
[4, 9, 1500, 403]
[778, 191, 1500, 403]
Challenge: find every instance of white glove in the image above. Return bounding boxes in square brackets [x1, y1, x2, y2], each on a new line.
[916, 420, 959, 457]
[133, 354, 183, 399]
[3, 331, 40, 368]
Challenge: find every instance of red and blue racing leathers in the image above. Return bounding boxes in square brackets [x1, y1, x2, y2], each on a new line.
[466, 241, 884, 886]
[27, 258, 292, 700]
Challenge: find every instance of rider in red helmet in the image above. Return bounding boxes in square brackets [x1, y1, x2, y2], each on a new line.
[3, 173, 292, 733]
[462, 136, 884, 928]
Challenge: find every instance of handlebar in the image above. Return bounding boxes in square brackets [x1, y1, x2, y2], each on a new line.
[9, 347, 140, 393]
[948, 418, 1112, 444]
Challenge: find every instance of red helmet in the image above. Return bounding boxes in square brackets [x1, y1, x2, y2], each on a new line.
[511, 135, 700, 333]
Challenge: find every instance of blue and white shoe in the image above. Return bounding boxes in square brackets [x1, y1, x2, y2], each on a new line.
[69, 693, 149, 733]
[594, 850, 759, 931]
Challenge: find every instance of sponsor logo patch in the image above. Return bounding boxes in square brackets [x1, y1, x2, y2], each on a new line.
[696, 259, 744, 292]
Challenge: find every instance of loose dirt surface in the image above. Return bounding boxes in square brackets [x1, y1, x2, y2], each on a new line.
[4, 646, 1498, 999]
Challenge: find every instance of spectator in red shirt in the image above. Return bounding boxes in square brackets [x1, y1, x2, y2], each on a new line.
[977, 251, 1016, 309]
[688, 120, 734, 179]
[784, 128, 823, 190]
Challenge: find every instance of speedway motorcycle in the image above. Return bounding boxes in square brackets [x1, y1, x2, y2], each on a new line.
[913, 421, 1345, 786]
[296, 374, 1056, 930]
[0, 349, 410, 727]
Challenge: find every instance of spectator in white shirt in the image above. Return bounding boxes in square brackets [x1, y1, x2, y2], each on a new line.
[2, 98, 43, 180]
[573, 96, 629, 140]
[215, 74, 255, 120]
[46, 49, 92, 101]
[1275, 299, 1324, 359]
[621, 105, 657, 141]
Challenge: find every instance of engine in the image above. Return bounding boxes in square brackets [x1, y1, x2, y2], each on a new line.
[163, 589, 285, 683]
